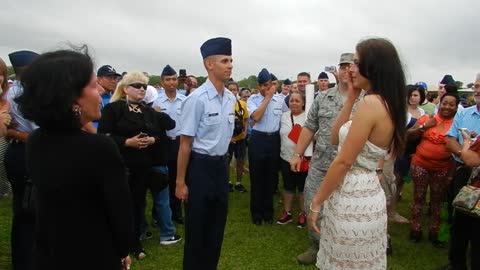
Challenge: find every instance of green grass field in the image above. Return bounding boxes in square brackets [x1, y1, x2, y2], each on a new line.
[0, 178, 448, 270]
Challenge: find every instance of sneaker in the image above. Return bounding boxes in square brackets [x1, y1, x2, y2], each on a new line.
[388, 212, 410, 224]
[277, 212, 292, 225]
[229, 183, 234, 192]
[160, 234, 182, 246]
[234, 183, 247, 193]
[297, 212, 306, 228]
[139, 231, 153, 241]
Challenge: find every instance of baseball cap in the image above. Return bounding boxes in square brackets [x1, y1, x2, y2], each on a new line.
[338, 53, 354, 65]
[97, 65, 121, 77]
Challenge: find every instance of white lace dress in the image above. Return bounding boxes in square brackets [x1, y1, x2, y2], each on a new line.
[316, 120, 388, 270]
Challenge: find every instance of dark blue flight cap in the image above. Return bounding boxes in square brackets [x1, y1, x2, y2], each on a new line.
[271, 73, 278, 81]
[8, 50, 39, 68]
[318, 72, 329, 79]
[440, 75, 455, 85]
[283, 79, 292, 85]
[161, 65, 177, 76]
[257, 68, 272, 84]
[200, 37, 232, 59]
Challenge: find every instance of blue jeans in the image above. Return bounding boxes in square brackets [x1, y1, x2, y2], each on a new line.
[153, 186, 176, 240]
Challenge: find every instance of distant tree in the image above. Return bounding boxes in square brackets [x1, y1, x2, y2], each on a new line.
[148, 75, 161, 86]
[237, 75, 257, 89]
[7, 66, 14, 76]
[455, 81, 464, 89]
[197, 76, 207, 86]
[467, 83, 474, 89]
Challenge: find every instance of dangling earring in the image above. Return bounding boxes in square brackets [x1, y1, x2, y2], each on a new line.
[73, 106, 82, 117]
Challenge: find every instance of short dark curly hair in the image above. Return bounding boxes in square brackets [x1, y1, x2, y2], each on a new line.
[16, 47, 93, 129]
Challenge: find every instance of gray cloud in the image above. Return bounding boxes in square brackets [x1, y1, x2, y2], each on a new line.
[1, 0, 479, 86]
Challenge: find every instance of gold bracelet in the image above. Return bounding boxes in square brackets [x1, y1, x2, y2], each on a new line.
[309, 202, 320, 213]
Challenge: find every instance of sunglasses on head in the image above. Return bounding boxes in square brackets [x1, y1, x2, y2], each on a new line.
[129, 83, 147, 90]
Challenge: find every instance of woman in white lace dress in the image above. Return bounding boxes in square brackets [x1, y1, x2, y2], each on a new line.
[308, 38, 407, 270]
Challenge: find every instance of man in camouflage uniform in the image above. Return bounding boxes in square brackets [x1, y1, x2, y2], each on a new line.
[290, 53, 357, 265]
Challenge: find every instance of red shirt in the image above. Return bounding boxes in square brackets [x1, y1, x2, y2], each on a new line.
[411, 114, 455, 171]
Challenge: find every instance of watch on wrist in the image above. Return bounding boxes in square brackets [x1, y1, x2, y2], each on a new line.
[419, 124, 425, 131]
[293, 153, 301, 158]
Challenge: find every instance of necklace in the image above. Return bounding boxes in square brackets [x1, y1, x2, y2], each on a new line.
[128, 103, 142, 113]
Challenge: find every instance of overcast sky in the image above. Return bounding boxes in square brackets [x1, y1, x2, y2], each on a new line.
[1, 0, 479, 86]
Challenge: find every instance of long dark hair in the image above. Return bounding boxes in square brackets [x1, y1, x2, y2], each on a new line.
[356, 38, 407, 156]
[16, 46, 93, 129]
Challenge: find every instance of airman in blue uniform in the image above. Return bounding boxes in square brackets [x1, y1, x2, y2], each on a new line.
[247, 68, 288, 225]
[153, 64, 187, 224]
[175, 37, 235, 270]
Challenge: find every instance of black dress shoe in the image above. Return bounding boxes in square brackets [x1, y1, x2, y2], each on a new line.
[264, 219, 273, 224]
[253, 219, 262, 225]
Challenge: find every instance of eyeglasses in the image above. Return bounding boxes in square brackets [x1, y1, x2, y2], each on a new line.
[128, 83, 147, 90]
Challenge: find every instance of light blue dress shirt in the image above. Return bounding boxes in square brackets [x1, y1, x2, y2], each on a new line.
[446, 105, 480, 163]
[7, 81, 38, 133]
[153, 92, 186, 138]
[180, 79, 235, 156]
[247, 92, 289, 132]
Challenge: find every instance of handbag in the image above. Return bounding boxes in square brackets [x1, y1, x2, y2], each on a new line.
[288, 112, 310, 172]
[453, 167, 480, 218]
[299, 156, 310, 173]
[148, 166, 169, 193]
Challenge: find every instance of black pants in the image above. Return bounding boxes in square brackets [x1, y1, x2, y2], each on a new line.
[183, 152, 229, 270]
[5, 142, 34, 270]
[448, 163, 480, 270]
[248, 131, 280, 222]
[127, 166, 149, 252]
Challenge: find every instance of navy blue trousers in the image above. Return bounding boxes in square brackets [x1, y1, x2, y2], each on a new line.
[248, 131, 280, 222]
[183, 152, 229, 270]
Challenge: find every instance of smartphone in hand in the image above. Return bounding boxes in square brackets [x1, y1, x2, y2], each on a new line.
[138, 132, 148, 138]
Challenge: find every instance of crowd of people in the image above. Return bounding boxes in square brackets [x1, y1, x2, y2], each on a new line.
[0, 36, 479, 270]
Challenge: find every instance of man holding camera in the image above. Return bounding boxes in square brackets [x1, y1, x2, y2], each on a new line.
[226, 81, 249, 193]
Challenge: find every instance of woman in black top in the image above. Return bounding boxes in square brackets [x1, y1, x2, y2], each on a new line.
[16, 48, 134, 270]
[98, 71, 175, 259]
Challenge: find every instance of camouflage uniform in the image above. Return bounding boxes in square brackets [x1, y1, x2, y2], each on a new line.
[303, 86, 344, 244]
[303, 87, 363, 243]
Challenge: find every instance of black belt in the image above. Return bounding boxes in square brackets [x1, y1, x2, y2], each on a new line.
[191, 151, 227, 161]
[252, 130, 279, 136]
[167, 136, 179, 141]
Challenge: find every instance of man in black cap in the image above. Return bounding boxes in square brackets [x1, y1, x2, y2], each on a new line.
[317, 72, 329, 92]
[5, 50, 39, 270]
[280, 79, 292, 97]
[176, 37, 235, 270]
[435, 74, 463, 113]
[97, 65, 121, 107]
